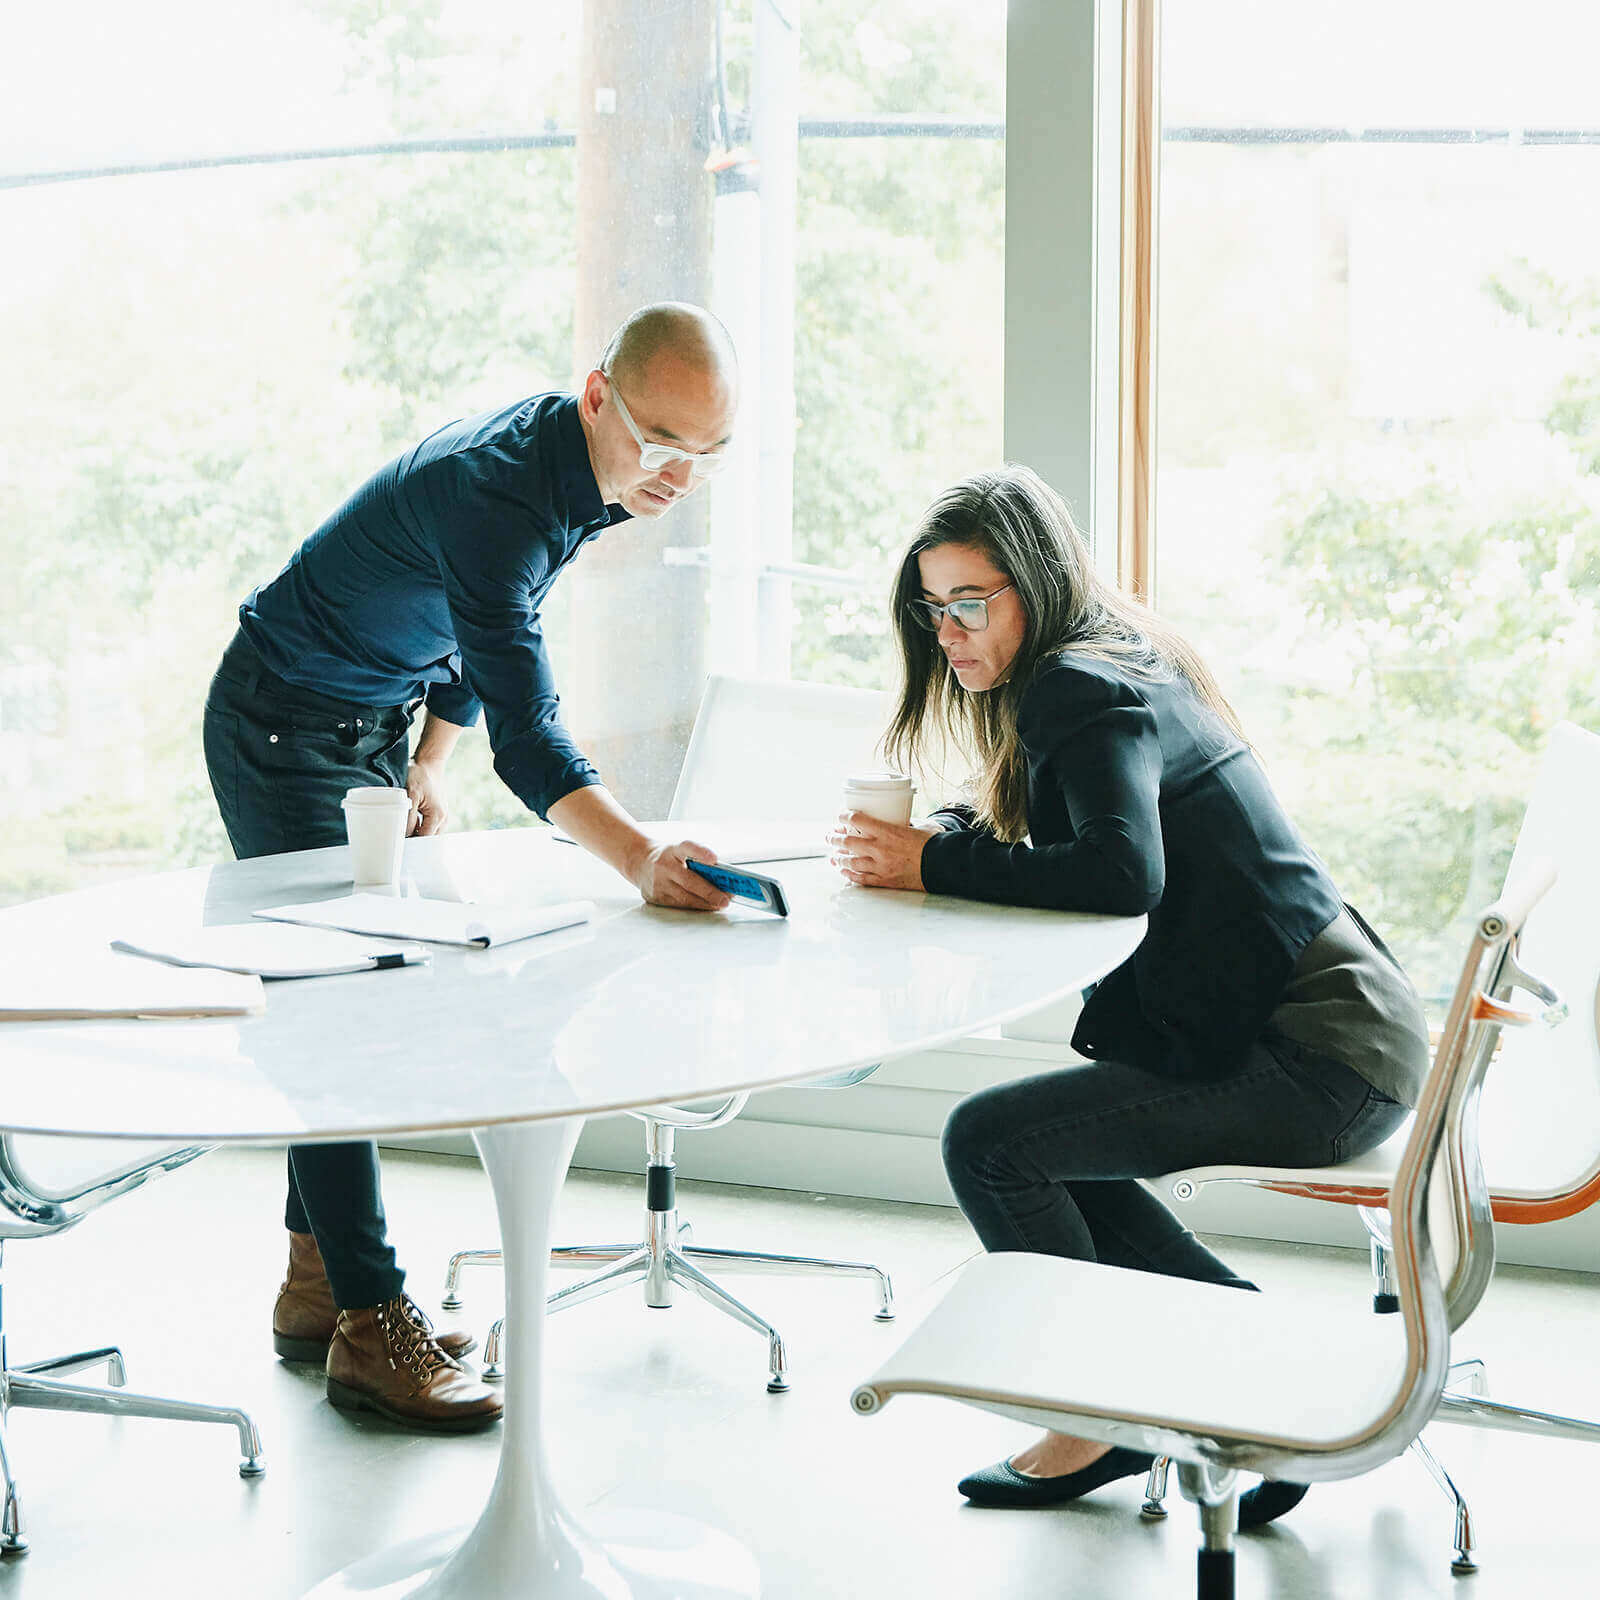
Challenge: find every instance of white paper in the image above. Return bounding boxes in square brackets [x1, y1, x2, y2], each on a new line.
[0, 951, 265, 1021]
[110, 923, 430, 980]
[254, 893, 594, 948]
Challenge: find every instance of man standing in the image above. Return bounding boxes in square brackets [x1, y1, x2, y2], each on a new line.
[203, 303, 739, 1431]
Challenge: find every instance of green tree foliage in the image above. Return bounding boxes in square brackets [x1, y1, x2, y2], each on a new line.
[1487, 258, 1600, 476]
[1263, 283, 1600, 995]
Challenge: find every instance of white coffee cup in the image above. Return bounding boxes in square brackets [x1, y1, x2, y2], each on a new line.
[842, 772, 916, 826]
[343, 786, 411, 886]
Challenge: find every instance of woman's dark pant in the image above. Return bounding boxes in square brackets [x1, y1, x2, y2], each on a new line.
[941, 1033, 1407, 1286]
[203, 629, 415, 1310]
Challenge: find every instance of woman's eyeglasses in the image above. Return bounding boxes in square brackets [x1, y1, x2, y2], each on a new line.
[606, 374, 728, 478]
[910, 584, 1013, 633]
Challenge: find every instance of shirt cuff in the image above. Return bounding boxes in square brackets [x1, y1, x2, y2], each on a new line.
[493, 732, 604, 821]
[919, 829, 971, 896]
[423, 681, 482, 728]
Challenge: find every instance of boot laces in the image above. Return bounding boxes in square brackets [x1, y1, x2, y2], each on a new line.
[379, 1296, 453, 1381]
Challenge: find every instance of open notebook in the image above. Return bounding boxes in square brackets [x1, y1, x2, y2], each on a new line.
[255, 893, 594, 949]
[0, 952, 265, 1021]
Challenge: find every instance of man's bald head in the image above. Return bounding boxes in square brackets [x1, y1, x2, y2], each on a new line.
[598, 302, 739, 392]
[578, 303, 739, 520]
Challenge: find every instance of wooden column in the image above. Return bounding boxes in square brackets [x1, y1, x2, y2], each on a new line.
[1116, 0, 1160, 603]
[568, 0, 715, 815]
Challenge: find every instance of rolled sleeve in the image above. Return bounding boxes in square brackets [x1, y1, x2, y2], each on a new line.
[493, 729, 604, 819]
[422, 679, 482, 728]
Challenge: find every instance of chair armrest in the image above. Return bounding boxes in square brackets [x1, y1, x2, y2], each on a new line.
[0, 1136, 212, 1239]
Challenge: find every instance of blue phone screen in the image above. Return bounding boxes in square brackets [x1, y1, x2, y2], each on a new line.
[691, 862, 759, 898]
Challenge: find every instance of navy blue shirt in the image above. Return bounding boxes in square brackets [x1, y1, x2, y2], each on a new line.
[239, 393, 628, 819]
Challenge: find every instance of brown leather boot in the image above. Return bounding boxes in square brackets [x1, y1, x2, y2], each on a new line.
[326, 1296, 504, 1433]
[273, 1232, 477, 1363]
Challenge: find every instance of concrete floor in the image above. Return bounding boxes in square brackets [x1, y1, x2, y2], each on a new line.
[1, 1144, 1598, 1598]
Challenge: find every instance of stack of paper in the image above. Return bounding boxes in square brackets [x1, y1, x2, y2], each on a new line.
[254, 893, 594, 948]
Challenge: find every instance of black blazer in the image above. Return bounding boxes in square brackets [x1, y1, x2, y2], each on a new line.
[919, 650, 1341, 1079]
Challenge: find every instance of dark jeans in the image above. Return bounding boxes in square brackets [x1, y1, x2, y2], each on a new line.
[203, 628, 415, 1309]
[941, 1033, 1408, 1287]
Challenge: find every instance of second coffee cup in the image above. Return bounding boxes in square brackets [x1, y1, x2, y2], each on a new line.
[343, 786, 412, 886]
[842, 772, 916, 827]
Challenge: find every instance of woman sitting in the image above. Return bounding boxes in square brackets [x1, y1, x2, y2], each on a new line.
[829, 464, 1429, 1521]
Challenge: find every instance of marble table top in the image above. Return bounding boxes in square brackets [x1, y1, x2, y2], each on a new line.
[0, 827, 1145, 1143]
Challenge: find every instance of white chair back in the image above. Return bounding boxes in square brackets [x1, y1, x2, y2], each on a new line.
[1478, 721, 1600, 1199]
[669, 675, 891, 824]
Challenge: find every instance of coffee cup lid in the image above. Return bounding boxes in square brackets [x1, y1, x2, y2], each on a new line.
[843, 772, 913, 790]
[343, 786, 409, 806]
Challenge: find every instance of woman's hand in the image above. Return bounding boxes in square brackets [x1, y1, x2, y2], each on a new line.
[827, 811, 942, 891]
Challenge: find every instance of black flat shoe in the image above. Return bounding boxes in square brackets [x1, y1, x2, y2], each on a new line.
[958, 1446, 1157, 1508]
[1238, 1479, 1309, 1528]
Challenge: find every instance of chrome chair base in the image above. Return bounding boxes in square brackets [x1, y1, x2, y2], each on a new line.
[1140, 1379, 1492, 1574]
[1139, 1227, 1600, 1575]
[1409, 1430, 1476, 1574]
[1180, 1461, 1238, 1600]
[445, 1122, 895, 1391]
[1141, 1453, 1171, 1518]
[0, 1146, 261, 1557]
[0, 1342, 265, 1557]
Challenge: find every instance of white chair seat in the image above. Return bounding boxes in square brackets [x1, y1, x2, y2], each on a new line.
[868, 1252, 1409, 1462]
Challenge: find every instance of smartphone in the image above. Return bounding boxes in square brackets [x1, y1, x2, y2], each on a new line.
[686, 859, 790, 917]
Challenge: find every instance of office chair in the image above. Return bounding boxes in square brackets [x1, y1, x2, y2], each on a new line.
[0, 1133, 264, 1555]
[445, 673, 900, 1390]
[1154, 719, 1600, 1573]
[854, 862, 1563, 1600]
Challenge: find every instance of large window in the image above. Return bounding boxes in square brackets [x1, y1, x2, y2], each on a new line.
[2, 1, 1004, 905]
[1154, 1, 1600, 1005]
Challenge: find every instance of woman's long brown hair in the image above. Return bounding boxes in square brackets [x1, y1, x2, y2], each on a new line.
[884, 464, 1244, 841]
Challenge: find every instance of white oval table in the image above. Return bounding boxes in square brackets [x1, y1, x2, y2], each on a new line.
[0, 827, 1145, 1599]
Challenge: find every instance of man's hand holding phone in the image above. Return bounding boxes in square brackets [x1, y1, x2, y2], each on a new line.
[633, 841, 732, 911]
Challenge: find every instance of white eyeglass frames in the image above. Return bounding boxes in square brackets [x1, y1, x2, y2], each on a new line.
[605, 375, 729, 479]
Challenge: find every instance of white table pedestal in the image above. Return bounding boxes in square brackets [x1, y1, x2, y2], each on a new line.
[305, 1120, 761, 1600]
